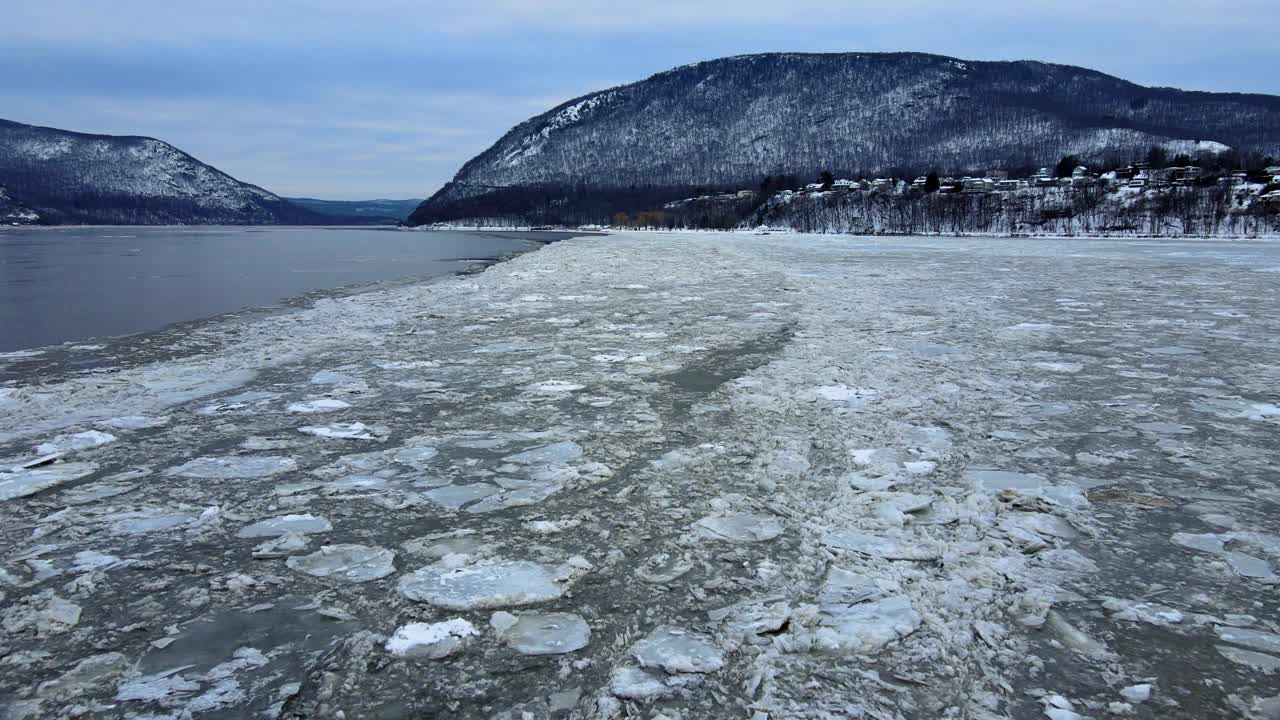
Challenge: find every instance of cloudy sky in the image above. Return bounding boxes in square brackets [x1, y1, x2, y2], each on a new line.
[4, 1, 1277, 199]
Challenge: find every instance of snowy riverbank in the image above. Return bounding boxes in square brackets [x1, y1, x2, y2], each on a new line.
[2, 233, 1279, 719]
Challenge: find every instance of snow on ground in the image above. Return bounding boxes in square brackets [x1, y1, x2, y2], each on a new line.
[1, 232, 1279, 718]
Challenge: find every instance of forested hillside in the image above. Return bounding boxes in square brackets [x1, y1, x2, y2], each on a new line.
[0, 119, 323, 225]
[407, 52, 1280, 227]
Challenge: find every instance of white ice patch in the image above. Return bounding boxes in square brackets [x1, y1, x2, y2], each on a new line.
[167, 456, 297, 480]
[298, 422, 380, 440]
[630, 626, 724, 673]
[0, 462, 98, 501]
[96, 415, 171, 430]
[815, 594, 922, 654]
[286, 399, 351, 414]
[422, 483, 503, 510]
[236, 514, 332, 539]
[385, 619, 477, 659]
[495, 612, 590, 655]
[285, 544, 395, 583]
[503, 441, 583, 465]
[692, 513, 784, 543]
[34, 430, 116, 455]
[398, 559, 569, 610]
[822, 531, 939, 560]
[526, 380, 586, 394]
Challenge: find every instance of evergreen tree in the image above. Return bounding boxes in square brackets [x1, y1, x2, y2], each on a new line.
[819, 171, 834, 190]
[1055, 155, 1081, 178]
[924, 171, 940, 193]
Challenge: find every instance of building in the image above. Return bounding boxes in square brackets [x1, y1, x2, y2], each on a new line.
[995, 179, 1025, 191]
[986, 170, 1009, 181]
[1072, 166, 1089, 178]
[962, 177, 995, 194]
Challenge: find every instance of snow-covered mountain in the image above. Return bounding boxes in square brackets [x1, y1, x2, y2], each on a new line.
[0, 118, 322, 225]
[406, 52, 1280, 226]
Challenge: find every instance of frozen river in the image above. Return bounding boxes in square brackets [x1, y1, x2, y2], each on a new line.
[0, 233, 1278, 719]
[0, 226, 568, 352]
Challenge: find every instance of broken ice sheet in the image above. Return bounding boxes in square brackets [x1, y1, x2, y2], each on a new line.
[385, 619, 477, 659]
[298, 422, 383, 440]
[0, 462, 98, 501]
[631, 625, 724, 673]
[167, 456, 297, 480]
[502, 441, 583, 465]
[286, 398, 351, 414]
[34, 430, 116, 455]
[815, 594, 922, 654]
[493, 612, 590, 655]
[422, 483, 502, 510]
[237, 514, 332, 538]
[398, 559, 570, 610]
[692, 512, 783, 543]
[285, 544, 395, 583]
[821, 531, 939, 560]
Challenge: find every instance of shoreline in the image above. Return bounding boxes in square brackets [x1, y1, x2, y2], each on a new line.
[0, 228, 597, 376]
[0, 232, 1277, 718]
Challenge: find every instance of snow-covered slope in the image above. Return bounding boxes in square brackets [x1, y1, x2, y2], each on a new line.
[0, 185, 40, 225]
[0, 119, 322, 225]
[407, 52, 1280, 226]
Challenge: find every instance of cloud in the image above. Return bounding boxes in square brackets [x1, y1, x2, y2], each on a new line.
[2, 1, 1277, 197]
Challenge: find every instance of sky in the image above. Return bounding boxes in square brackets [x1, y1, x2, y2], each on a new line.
[3, 1, 1278, 200]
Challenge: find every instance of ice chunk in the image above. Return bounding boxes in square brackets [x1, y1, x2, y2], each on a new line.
[34, 430, 116, 455]
[115, 668, 199, 702]
[310, 370, 357, 385]
[237, 514, 332, 539]
[398, 560, 568, 609]
[422, 483, 502, 510]
[252, 532, 309, 559]
[36, 652, 130, 699]
[97, 415, 171, 430]
[966, 469, 1045, 491]
[465, 481, 562, 513]
[167, 456, 297, 480]
[503, 441, 583, 465]
[496, 612, 590, 655]
[816, 594, 921, 654]
[610, 666, 688, 700]
[631, 626, 724, 674]
[692, 513, 783, 543]
[1217, 626, 1280, 655]
[527, 380, 586, 393]
[818, 567, 883, 606]
[109, 509, 200, 534]
[285, 544, 395, 583]
[1217, 645, 1280, 672]
[1225, 551, 1275, 579]
[1120, 685, 1152, 704]
[821, 531, 938, 560]
[636, 552, 695, 585]
[299, 422, 379, 440]
[287, 399, 351, 414]
[0, 462, 98, 501]
[385, 619, 477, 659]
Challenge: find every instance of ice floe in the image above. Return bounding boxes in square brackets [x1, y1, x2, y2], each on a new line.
[0, 462, 98, 501]
[398, 559, 571, 610]
[167, 455, 297, 479]
[385, 619, 477, 659]
[236, 514, 332, 538]
[286, 544, 396, 583]
[493, 612, 590, 655]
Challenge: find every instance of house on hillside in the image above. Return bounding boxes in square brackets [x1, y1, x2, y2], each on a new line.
[962, 177, 994, 194]
[986, 170, 1009, 181]
[1032, 168, 1056, 187]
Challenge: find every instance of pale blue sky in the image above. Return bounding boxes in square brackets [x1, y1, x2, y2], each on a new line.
[2, 1, 1277, 199]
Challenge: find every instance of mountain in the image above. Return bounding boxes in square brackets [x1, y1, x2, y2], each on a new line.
[406, 52, 1280, 226]
[0, 118, 324, 225]
[286, 197, 423, 225]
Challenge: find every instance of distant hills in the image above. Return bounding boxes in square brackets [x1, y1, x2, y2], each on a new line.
[0, 118, 326, 225]
[286, 197, 422, 225]
[406, 51, 1280, 226]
